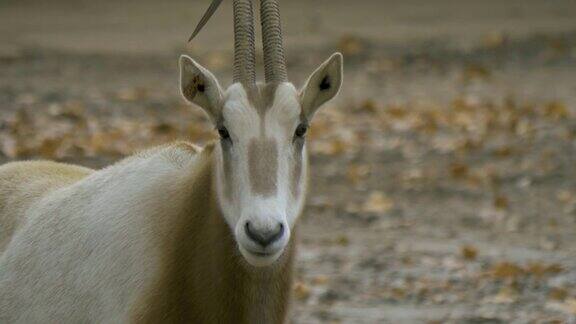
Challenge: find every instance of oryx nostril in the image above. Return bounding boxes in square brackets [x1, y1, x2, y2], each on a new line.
[245, 222, 284, 247]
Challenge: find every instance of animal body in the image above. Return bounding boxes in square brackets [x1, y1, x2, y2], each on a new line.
[0, 0, 343, 322]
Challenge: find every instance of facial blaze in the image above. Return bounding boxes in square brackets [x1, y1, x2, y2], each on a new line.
[209, 84, 306, 266]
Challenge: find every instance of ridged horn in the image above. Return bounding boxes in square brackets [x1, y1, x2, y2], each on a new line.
[260, 0, 288, 82]
[233, 0, 257, 85]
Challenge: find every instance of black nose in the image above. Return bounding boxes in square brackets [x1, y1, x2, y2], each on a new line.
[245, 222, 284, 247]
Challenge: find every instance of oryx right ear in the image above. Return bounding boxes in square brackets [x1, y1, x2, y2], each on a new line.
[179, 55, 224, 123]
[299, 53, 343, 120]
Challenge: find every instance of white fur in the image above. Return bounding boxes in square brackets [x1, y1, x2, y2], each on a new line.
[0, 144, 202, 322]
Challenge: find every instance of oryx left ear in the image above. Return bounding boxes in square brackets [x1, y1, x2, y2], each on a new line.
[300, 53, 343, 119]
[179, 55, 224, 124]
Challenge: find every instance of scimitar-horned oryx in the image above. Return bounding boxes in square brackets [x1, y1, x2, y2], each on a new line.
[0, 0, 343, 322]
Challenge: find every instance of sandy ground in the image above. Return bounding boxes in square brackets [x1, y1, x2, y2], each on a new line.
[1, 0, 576, 323]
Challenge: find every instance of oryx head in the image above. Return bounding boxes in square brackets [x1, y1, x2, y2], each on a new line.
[180, 0, 343, 267]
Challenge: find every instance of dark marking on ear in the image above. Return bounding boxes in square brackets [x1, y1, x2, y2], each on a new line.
[319, 76, 331, 91]
[183, 84, 195, 100]
[193, 75, 205, 93]
[184, 74, 205, 99]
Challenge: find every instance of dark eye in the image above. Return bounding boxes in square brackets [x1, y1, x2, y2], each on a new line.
[294, 124, 308, 138]
[218, 127, 231, 141]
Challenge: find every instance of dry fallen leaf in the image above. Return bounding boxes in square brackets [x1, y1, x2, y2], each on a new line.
[482, 31, 507, 48]
[486, 261, 562, 281]
[547, 298, 576, 315]
[543, 101, 569, 120]
[548, 287, 568, 301]
[335, 235, 350, 246]
[359, 99, 379, 114]
[488, 262, 524, 279]
[484, 286, 518, 304]
[450, 162, 469, 179]
[311, 275, 329, 286]
[462, 63, 491, 82]
[346, 164, 371, 185]
[390, 287, 407, 301]
[493, 195, 509, 210]
[362, 191, 394, 214]
[294, 282, 311, 301]
[525, 262, 563, 278]
[116, 87, 148, 102]
[461, 245, 479, 261]
[311, 138, 349, 156]
[492, 146, 515, 158]
[37, 137, 63, 159]
[557, 190, 576, 204]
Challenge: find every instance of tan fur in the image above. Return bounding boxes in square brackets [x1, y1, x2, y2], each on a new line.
[0, 161, 93, 252]
[0, 142, 294, 323]
[131, 143, 295, 323]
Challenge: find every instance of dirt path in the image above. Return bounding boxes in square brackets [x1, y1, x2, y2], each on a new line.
[1, 0, 576, 54]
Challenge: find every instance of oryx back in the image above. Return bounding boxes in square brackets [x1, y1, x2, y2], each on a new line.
[0, 161, 94, 253]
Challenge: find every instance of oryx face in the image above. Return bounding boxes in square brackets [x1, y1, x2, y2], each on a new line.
[215, 82, 307, 267]
[180, 55, 342, 267]
[180, 0, 343, 267]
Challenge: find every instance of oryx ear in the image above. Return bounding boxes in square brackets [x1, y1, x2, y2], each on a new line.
[179, 55, 224, 123]
[300, 53, 343, 120]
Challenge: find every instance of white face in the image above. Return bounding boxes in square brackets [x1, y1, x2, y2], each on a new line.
[180, 53, 343, 267]
[215, 83, 307, 267]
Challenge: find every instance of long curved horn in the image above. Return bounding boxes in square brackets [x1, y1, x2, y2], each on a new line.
[233, 0, 257, 85]
[189, 0, 224, 42]
[260, 0, 288, 82]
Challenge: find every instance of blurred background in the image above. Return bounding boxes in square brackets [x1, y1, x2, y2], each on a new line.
[1, 0, 576, 322]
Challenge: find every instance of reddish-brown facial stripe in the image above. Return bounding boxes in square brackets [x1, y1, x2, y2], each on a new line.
[248, 138, 278, 196]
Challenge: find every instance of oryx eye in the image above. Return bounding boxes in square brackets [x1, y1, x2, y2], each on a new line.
[294, 124, 308, 138]
[218, 127, 231, 141]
